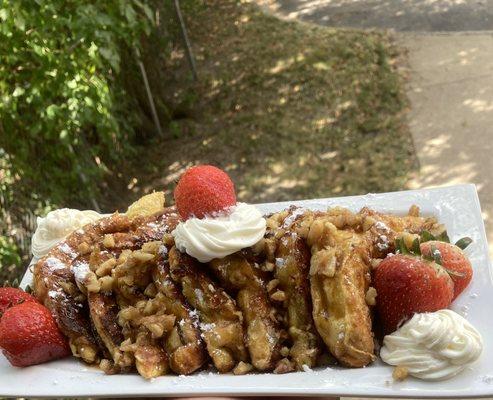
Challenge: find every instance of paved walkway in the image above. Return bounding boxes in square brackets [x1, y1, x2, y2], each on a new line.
[259, 0, 493, 258]
[264, 0, 493, 31]
[404, 33, 493, 259]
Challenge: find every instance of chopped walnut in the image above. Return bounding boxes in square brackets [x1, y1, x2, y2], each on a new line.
[77, 242, 91, 255]
[370, 258, 382, 269]
[140, 315, 176, 338]
[99, 276, 114, 292]
[85, 271, 100, 293]
[99, 359, 117, 374]
[134, 345, 168, 379]
[362, 216, 377, 232]
[78, 343, 97, 363]
[365, 287, 377, 306]
[264, 238, 277, 261]
[103, 234, 116, 248]
[233, 361, 253, 375]
[408, 205, 420, 217]
[132, 250, 155, 263]
[266, 279, 279, 293]
[393, 366, 409, 381]
[117, 249, 132, 265]
[306, 219, 324, 247]
[270, 290, 286, 302]
[96, 257, 117, 277]
[142, 241, 160, 254]
[144, 283, 157, 297]
[280, 346, 290, 357]
[273, 358, 295, 374]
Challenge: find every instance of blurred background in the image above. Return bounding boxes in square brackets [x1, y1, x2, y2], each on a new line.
[0, 0, 491, 295]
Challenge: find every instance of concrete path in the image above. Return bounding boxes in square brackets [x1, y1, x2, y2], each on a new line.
[264, 0, 493, 31]
[404, 33, 493, 259]
[259, 0, 493, 258]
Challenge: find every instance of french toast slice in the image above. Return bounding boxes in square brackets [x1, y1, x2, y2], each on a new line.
[209, 253, 284, 371]
[153, 254, 208, 375]
[306, 214, 375, 367]
[275, 229, 321, 369]
[168, 246, 249, 372]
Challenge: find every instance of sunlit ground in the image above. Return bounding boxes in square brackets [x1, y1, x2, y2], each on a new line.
[106, 0, 415, 217]
[259, 0, 493, 31]
[405, 34, 493, 258]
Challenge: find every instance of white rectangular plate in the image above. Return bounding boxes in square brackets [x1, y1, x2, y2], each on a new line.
[2, 184, 493, 398]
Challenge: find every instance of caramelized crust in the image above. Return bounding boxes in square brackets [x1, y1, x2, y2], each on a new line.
[209, 253, 283, 371]
[88, 292, 127, 369]
[153, 254, 208, 375]
[306, 216, 375, 367]
[275, 230, 320, 369]
[168, 247, 248, 372]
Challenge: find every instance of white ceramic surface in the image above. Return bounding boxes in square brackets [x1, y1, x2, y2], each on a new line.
[3, 184, 492, 398]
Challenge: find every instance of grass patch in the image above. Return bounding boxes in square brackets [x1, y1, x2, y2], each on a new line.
[112, 0, 416, 209]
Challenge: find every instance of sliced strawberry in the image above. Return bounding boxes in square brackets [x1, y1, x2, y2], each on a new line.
[420, 241, 473, 300]
[373, 254, 454, 334]
[0, 302, 70, 367]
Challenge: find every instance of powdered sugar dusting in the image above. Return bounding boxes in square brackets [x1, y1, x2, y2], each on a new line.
[59, 242, 76, 258]
[45, 257, 66, 271]
[282, 207, 305, 228]
[374, 221, 390, 232]
[72, 260, 90, 284]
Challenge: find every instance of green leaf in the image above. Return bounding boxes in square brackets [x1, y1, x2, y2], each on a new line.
[12, 86, 25, 97]
[124, 3, 137, 24]
[141, 4, 154, 23]
[436, 230, 450, 243]
[99, 46, 120, 72]
[14, 15, 25, 31]
[395, 237, 409, 255]
[411, 238, 421, 255]
[455, 237, 473, 250]
[420, 230, 436, 243]
[0, 8, 8, 22]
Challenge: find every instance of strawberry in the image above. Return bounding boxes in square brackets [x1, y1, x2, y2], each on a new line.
[174, 165, 236, 220]
[0, 287, 37, 317]
[374, 254, 454, 334]
[0, 302, 70, 367]
[420, 240, 473, 300]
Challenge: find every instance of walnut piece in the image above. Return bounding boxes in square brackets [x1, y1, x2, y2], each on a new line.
[393, 366, 409, 381]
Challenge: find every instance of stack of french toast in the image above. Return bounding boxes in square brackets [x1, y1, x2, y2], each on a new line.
[33, 199, 445, 378]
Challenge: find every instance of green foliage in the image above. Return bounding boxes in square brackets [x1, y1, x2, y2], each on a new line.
[0, 236, 21, 272]
[0, 0, 157, 206]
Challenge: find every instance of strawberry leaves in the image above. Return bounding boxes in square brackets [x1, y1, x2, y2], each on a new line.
[455, 237, 473, 250]
[395, 230, 472, 258]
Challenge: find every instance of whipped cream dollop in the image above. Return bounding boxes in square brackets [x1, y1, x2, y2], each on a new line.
[380, 309, 483, 381]
[172, 203, 266, 262]
[31, 208, 104, 259]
